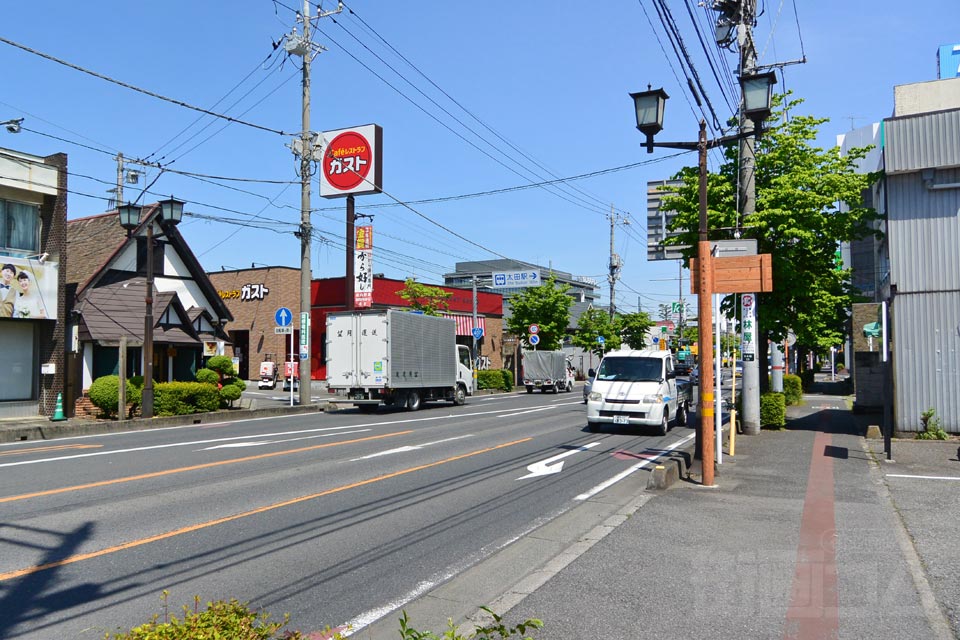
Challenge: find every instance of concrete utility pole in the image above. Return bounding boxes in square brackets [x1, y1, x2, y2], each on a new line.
[115, 153, 124, 207]
[608, 205, 621, 318]
[737, 0, 761, 436]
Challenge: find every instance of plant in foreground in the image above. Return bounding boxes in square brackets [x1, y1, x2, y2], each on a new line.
[916, 407, 949, 440]
[398, 607, 543, 640]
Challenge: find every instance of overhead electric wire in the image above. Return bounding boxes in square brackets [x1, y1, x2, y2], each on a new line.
[0, 36, 289, 136]
[682, 0, 736, 114]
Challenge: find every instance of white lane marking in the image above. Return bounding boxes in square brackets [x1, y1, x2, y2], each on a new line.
[349, 434, 474, 461]
[575, 433, 696, 500]
[499, 400, 583, 418]
[0, 425, 369, 469]
[887, 474, 960, 481]
[201, 429, 372, 450]
[0, 402, 564, 468]
[518, 442, 600, 479]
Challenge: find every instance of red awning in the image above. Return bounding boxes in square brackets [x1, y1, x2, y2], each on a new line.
[443, 314, 486, 336]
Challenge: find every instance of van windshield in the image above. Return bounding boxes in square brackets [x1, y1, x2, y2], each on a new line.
[596, 357, 663, 382]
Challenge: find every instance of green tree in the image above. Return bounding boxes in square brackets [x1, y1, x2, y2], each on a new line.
[572, 307, 621, 358]
[396, 278, 452, 316]
[619, 311, 655, 350]
[657, 304, 671, 321]
[505, 276, 573, 350]
[660, 94, 879, 379]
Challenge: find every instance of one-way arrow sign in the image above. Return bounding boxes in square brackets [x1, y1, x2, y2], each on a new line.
[518, 442, 600, 479]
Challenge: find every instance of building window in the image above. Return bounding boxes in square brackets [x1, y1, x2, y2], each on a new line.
[136, 237, 165, 275]
[0, 198, 40, 254]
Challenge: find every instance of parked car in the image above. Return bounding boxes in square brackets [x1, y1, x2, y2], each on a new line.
[735, 360, 744, 377]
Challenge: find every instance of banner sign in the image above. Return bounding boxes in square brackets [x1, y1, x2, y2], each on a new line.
[319, 124, 383, 198]
[491, 269, 540, 288]
[354, 225, 373, 308]
[0, 257, 58, 321]
[741, 293, 757, 361]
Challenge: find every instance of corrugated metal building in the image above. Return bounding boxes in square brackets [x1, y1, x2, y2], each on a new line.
[883, 78, 960, 432]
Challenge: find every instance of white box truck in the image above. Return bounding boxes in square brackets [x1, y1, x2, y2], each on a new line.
[326, 310, 474, 412]
[521, 350, 575, 393]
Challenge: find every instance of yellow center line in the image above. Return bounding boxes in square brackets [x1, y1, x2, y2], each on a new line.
[0, 431, 414, 505]
[0, 437, 532, 582]
[0, 444, 102, 457]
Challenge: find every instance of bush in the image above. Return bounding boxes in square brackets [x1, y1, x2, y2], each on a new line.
[104, 592, 313, 640]
[206, 355, 238, 378]
[500, 368, 514, 390]
[476, 369, 507, 391]
[154, 381, 220, 416]
[799, 369, 815, 390]
[916, 408, 949, 440]
[398, 607, 542, 639]
[219, 383, 242, 405]
[782, 374, 803, 406]
[88, 375, 142, 419]
[760, 392, 786, 428]
[195, 368, 219, 385]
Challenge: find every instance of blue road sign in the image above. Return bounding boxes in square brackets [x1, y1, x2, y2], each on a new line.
[471, 327, 484, 340]
[596, 336, 605, 344]
[275, 307, 293, 327]
[529, 334, 540, 346]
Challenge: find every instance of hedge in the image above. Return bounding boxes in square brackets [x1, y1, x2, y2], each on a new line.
[477, 369, 510, 391]
[88, 375, 141, 419]
[154, 381, 221, 416]
[782, 374, 803, 406]
[760, 392, 786, 428]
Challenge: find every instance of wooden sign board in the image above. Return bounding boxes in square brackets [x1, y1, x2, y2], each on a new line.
[690, 253, 773, 293]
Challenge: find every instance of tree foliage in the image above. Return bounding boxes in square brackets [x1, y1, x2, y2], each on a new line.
[505, 276, 573, 350]
[619, 311, 655, 350]
[572, 307, 621, 358]
[396, 278, 452, 316]
[660, 94, 880, 367]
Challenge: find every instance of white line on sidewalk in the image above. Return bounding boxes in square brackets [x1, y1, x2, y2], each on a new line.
[887, 474, 960, 481]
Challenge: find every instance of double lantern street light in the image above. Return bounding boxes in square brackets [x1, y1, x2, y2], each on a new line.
[629, 71, 775, 487]
[118, 197, 185, 419]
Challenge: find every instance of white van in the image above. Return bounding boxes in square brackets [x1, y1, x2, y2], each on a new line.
[585, 349, 692, 435]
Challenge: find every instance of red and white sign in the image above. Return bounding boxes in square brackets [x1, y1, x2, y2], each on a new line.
[354, 225, 373, 308]
[319, 124, 383, 198]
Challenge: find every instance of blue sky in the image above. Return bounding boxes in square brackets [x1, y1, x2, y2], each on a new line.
[2, 1, 957, 315]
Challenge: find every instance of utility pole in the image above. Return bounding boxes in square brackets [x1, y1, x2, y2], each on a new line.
[115, 153, 124, 207]
[608, 205, 621, 318]
[737, 0, 762, 436]
[286, 0, 342, 406]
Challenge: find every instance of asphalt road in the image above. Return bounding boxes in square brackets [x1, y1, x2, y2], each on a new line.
[0, 387, 702, 639]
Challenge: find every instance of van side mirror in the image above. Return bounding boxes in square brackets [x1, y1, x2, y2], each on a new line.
[588, 368, 596, 378]
[666, 370, 676, 380]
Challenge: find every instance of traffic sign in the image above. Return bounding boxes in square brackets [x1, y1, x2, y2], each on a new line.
[529, 334, 540, 346]
[596, 336, 605, 344]
[275, 307, 293, 327]
[529, 324, 540, 335]
[275, 327, 293, 335]
[471, 327, 484, 340]
[299, 345, 309, 360]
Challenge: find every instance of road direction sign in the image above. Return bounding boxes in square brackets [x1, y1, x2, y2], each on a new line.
[529, 334, 540, 346]
[275, 307, 292, 327]
[471, 327, 484, 340]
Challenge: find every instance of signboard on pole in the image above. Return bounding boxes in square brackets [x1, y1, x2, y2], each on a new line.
[319, 124, 383, 198]
[354, 225, 373, 308]
[741, 293, 757, 361]
[492, 270, 541, 288]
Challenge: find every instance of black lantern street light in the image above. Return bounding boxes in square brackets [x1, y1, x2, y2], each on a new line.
[118, 196, 185, 418]
[629, 71, 775, 487]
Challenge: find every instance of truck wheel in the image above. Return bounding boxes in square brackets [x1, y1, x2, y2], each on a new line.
[406, 391, 422, 411]
[453, 384, 467, 406]
[526, 387, 534, 394]
[587, 420, 600, 433]
[552, 383, 560, 394]
[676, 402, 688, 426]
[656, 412, 669, 436]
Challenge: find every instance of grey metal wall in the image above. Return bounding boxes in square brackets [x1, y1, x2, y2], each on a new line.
[885, 110, 960, 174]
[893, 292, 960, 432]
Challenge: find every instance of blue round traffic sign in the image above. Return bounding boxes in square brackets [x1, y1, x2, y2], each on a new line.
[596, 336, 605, 344]
[471, 327, 484, 340]
[528, 334, 540, 346]
[275, 307, 293, 327]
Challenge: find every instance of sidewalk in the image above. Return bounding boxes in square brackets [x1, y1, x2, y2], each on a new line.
[483, 381, 959, 639]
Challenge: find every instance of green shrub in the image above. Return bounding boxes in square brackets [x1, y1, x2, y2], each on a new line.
[398, 607, 542, 640]
[88, 375, 142, 419]
[783, 374, 803, 406]
[206, 355, 238, 378]
[500, 368, 514, 390]
[760, 392, 786, 428]
[195, 368, 219, 385]
[103, 592, 313, 640]
[154, 381, 220, 416]
[476, 369, 509, 391]
[916, 408, 949, 440]
[219, 383, 242, 405]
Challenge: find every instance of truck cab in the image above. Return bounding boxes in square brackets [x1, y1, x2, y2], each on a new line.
[585, 349, 691, 435]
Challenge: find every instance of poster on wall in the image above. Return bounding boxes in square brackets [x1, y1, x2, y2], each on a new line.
[354, 225, 373, 308]
[0, 257, 58, 322]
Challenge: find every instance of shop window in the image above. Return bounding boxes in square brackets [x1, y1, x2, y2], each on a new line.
[0, 199, 40, 253]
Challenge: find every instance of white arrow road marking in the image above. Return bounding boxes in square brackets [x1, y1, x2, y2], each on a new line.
[518, 442, 600, 479]
[349, 434, 474, 461]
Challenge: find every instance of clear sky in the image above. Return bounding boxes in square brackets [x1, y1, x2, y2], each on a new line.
[2, 1, 957, 315]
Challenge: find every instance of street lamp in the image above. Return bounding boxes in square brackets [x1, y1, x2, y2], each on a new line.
[629, 76, 774, 487]
[117, 196, 185, 418]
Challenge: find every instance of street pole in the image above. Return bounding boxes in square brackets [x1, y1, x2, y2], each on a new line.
[472, 275, 478, 364]
[297, 0, 313, 406]
[608, 205, 618, 318]
[345, 194, 355, 311]
[696, 120, 716, 487]
[143, 222, 155, 419]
